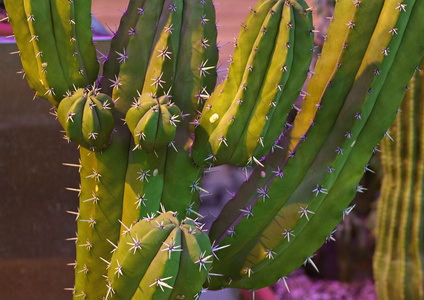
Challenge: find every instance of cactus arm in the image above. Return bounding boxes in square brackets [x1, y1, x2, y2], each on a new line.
[193, 0, 287, 166]
[111, 0, 165, 113]
[160, 0, 219, 218]
[191, 0, 278, 164]
[284, 0, 412, 213]
[49, 0, 88, 87]
[139, 0, 183, 98]
[23, 0, 70, 103]
[72, 0, 99, 84]
[172, 0, 218, 115]
[4, 0, 46, 99]
[227, 1, 293, 164]
[100, 0, 147, 95]
[287, 0, 365, 149]
[199, 0, 219, 107]
[219, 0, 277, 97]
[5, 0, 98, 106]
[253, 0, 314, 158]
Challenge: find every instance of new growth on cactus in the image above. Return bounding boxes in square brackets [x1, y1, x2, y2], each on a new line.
[3, 0, 424, 299]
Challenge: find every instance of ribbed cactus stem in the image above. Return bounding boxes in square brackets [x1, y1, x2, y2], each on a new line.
[374, 59, 424, 300]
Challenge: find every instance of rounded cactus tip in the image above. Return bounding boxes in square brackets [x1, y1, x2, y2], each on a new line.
[56, 87, 115, 151]
[126, 93, 182, 152]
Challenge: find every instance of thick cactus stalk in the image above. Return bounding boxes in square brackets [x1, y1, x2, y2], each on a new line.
[74, 129, 130, 299]
[206, 0, 424, 290]
[118, 0, 218, 234]
[374, 58, 424, 300]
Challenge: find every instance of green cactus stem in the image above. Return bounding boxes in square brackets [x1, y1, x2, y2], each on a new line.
[373, 57, 424, 300]
[4, 0, 98, 106]
[100, 0, 147, 98]
[206, 0, 424, 290]
[73, 128, 130, 299]
[119, 0, 218, 233]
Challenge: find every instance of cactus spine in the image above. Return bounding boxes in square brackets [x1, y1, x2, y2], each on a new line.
[374, 57, 424, 300]
[4, 0, 424, 298]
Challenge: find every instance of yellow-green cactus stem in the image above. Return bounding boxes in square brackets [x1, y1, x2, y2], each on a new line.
[126, 94, 181, 152]
[4, 0, 99, 106]
[192, 0, 313, 167]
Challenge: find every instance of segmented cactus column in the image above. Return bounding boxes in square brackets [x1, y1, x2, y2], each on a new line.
[374, 59, 424, 300]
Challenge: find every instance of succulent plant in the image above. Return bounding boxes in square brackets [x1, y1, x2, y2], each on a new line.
[4, 0, 424, 299]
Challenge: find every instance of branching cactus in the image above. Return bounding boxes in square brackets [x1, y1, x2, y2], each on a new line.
[373, 57, 424, 300]
[4, 0, 424, 299]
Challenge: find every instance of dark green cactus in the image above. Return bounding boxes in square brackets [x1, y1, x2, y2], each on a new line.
[374, 57, 424, 300]
[4, 0, 424, 299]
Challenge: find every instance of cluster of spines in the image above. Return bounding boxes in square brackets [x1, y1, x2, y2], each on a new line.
[205, 0, 424, 290]
[4, 0, 99, 107]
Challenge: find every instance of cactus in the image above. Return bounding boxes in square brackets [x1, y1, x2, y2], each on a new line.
[373, 57, 424, 300]
[3, 0, 424, 299]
